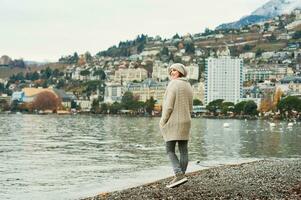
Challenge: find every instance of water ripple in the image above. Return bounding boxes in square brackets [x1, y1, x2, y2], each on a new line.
[0, 115, 300, 199]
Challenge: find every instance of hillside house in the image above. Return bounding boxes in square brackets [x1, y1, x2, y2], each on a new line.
[192, 82, 204, 103]
[53, 89, 77, 109]
[11, 88, 58, 103]
[277, 76, 301, 96]
[239, 52, 256, 59]
[244, 67, 274, 82]
[152, 61, 169, 81]
[186, 64, 199, 80]
[114, 68, 148, 83]
[126, 79, 168, 105]
[104, 82, 124, 103]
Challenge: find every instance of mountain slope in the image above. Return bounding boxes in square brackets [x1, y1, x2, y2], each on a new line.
[216, 0, 301, 30]
[252, 0, 301, 17]
[216, 15, 270, 30]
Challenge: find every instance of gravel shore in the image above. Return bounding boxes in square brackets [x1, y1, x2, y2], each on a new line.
[84, 159, 301, 200]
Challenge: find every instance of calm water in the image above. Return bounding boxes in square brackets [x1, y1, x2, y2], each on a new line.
[0, 114, 300, 200]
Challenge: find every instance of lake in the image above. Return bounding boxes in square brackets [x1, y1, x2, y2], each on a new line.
[0, 114, 300, 199]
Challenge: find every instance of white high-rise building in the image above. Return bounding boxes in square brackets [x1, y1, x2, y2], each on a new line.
[205, 56, 243, 105]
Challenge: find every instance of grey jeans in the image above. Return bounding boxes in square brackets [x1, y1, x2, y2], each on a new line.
[166, 140, 188, 175]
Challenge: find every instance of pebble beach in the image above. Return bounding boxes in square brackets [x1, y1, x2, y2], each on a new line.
[84, 159, 301, 200]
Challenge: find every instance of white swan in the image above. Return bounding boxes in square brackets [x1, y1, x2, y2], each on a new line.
[223, 123, 230, 128]
[269, 122, 276, 127]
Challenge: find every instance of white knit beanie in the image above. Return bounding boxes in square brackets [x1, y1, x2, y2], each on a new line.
[168, 63, 188, 77]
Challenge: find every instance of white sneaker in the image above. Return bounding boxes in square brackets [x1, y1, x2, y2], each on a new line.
[166, 174, 188, 188]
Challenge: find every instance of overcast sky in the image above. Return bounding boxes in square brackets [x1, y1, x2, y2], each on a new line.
[0, 0, 270, 62]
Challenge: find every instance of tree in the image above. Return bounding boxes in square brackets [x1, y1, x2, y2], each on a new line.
[32, 91, 61, 112]
[91, 99, 100, 113]
[72, 52, 79, 64]
[297, 53, 301, 64]
[184, 43, 195, 54]
[93, 69, 106, 80]
[0, 99, 10, 111]
[206, 99, 223, 114]
[56, 79, 65, 89]
[173, 55, 182, 63]
[193, 99, 203, 106]
[202, 28, 213, 36]
[109, 102, 122, 114]
[264, 22, 270, 31]
[80, 70, 90, 81]
[83, 80, 105, 97]
[78, 55, 86, 65]
[292, 30, 301, 40]
[31, 71, 40, 81]
[52, 69, 60, 78]
[243, 44, 252, 51]
[229, 46, 239, 57]
[259, 98, 273, 113]
[121, 91, 136, 110]
[10, 100, 19, 112]
[234, 101, 247, 115]
[160, 46, 169, 56]
[136, 34, 147, 43]
[42, 80, 48, 88]
[0, 83, 5, 93]
[273, 88, 283, 111]
[100, 103, 108, 114]
[221, 102, 235, 115]
[120, 91, 143, 113]
[244, 101, 258, 116]
[277, 96, 301, 118]
[85, 51, 93, 63]
[59, 53, 79, 64]
[145, 97, 156, 115]
[255, 48, 264, 57]
[71, 100, 77, 109]
[172, 33, 180, 39]
[41, 67, 52, 79]
[11, 72, 25, 81]
[137, 43, 145, 53]
[136, 101, 145, 113]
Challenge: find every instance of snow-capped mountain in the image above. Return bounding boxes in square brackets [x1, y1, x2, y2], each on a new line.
[216, 0, 301, 30]
[252, 0, 301, 17]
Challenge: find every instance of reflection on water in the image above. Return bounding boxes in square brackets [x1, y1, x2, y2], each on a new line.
[0, 115, 300, 199]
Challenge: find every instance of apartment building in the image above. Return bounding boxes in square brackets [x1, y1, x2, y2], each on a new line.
[205, 56, 243, 105]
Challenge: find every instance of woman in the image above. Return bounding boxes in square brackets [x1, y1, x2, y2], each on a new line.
[159, 63, 193, 186]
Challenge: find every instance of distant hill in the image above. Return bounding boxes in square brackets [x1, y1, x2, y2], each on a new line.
[216, 0, 301, 30]
[24, 60, 50, 66]
[216, 15, 270, 30]
[251, 0, 301, 18]
[0, 63, 67, 79]
[0, 54, 50, 68]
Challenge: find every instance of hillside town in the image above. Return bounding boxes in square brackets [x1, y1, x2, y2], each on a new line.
[1, 9, 301, 119]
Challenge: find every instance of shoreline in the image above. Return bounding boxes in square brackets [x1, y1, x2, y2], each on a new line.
[1, 112, 300, 122]
[83, 159, 301, 200]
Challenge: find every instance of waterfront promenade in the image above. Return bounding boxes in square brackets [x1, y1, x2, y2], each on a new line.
[85, 159, 301, 200]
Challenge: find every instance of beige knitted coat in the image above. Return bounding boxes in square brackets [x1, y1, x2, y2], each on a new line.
[159, 78, 193, 142]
